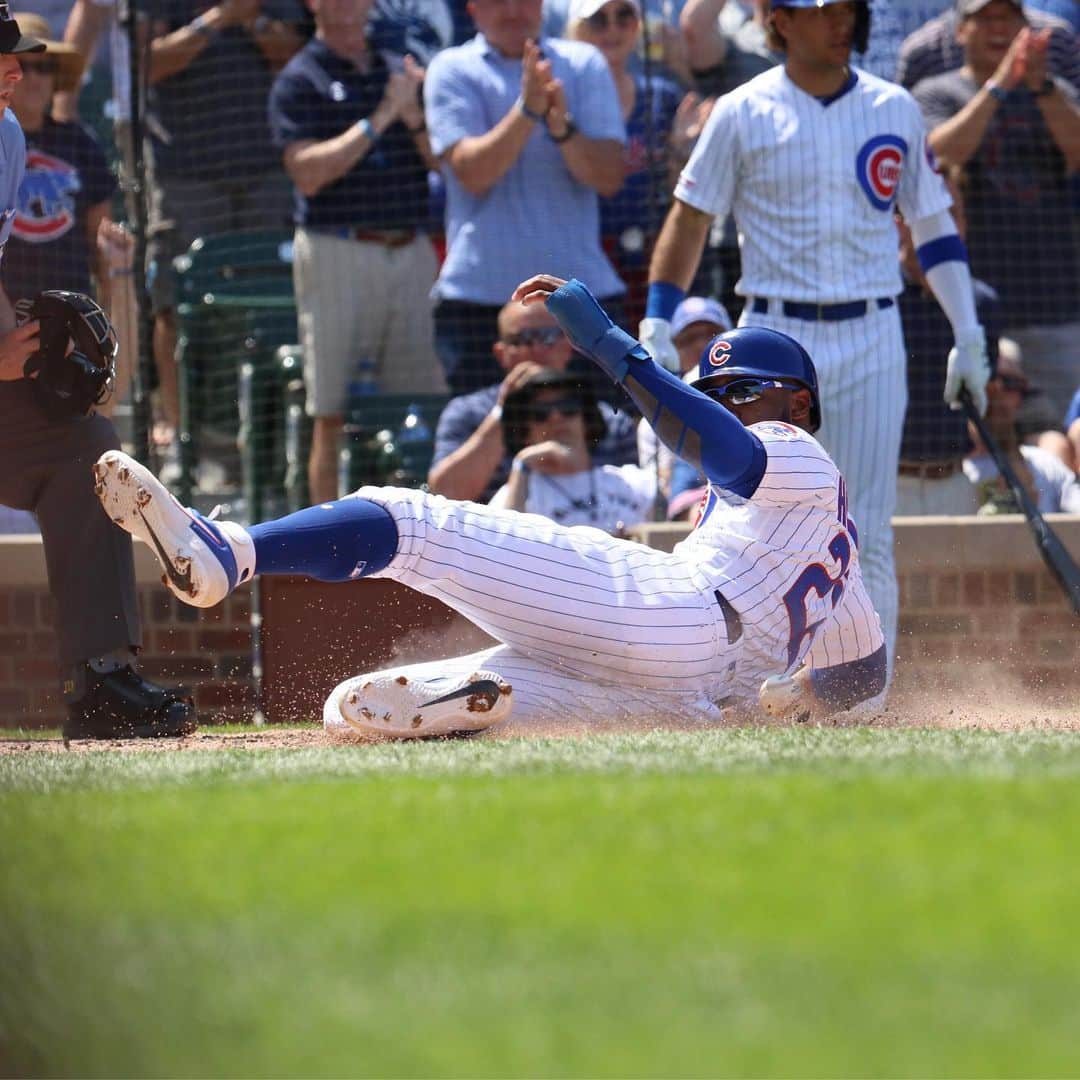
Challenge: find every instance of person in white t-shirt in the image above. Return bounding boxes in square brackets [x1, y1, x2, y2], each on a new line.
[490, 367, 655, 533]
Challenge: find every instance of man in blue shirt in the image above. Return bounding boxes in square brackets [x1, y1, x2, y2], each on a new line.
[425, 0, 627, 394]
[269, 0, 444, 503]
[427, 296, 637, 501]
[0, 5, 196, 739]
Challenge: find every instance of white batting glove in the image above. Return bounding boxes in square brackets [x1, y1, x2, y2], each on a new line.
[638, 317, 680, 373]
[944, 325, 990, 416]
[758, 672, 811, 721]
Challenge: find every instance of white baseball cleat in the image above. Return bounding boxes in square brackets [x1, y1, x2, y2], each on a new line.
[93, 450, 256, 609]
[335, 670, 513, 740]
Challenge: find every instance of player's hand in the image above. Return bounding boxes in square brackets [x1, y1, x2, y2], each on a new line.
[513, 274, 568, 306]
[97, 219, 134, 273]
[520, 39, 553, 118]
[0, 322, 40, 381]
[638, 317, 679, 372]
[516, 440, 587, 475]
[758, 670, 814, 722]
[944, 325, 990, 416]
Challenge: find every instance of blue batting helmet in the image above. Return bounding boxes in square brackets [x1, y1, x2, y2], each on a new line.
[691, 326, 823, 433]
[768, 0, 871, 53]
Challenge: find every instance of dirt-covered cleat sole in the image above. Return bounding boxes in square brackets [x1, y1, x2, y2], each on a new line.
[93, 450, 254, 609]
[337, 670, 513, 740]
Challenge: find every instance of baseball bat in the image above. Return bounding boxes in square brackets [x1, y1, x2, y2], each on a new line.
[959, 388, 1080, 617]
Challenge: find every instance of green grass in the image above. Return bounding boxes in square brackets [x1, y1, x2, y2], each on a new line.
[3, 728, 1080, 1077]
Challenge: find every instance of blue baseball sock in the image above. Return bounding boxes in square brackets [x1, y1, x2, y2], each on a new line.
[248, 498, 399, 582]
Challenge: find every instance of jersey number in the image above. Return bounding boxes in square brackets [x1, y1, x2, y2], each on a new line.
[782, 531, 852, 669]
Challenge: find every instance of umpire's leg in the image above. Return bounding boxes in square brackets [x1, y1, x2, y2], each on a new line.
[0, 383, 141, 668]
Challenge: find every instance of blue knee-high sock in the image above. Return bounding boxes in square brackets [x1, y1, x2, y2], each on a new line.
[248, 498, 398, 581]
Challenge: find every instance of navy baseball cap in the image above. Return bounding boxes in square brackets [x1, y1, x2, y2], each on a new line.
[0, 0, 45, 53]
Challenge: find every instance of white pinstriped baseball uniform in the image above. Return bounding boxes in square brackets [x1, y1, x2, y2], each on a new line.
[323, 422, 882, 734]
[675, 65, 952, 673]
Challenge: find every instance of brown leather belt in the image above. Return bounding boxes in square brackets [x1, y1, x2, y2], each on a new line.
[350, 228, 416, 248]
[898, 459, 962, 479]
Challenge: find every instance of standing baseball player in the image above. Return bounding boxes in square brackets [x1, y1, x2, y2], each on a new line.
[95, 274, 885, 737]
[640, 0, 990, 678]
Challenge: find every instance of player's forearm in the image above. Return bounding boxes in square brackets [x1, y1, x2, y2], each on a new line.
[926, 89, 999, 167]
[910, 211, 980, 336]
[442, 107, 536, 196]
[648, 199, 712, 290]
[556, 137, 624, 197]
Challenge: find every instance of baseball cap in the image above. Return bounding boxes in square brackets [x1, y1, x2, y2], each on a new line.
[670, 296, 734, 340]
[10, 13, 83, 89]
[0, 0, 45, 54]
[568, 0, 641, 25]
[956, 0, 1024, 17]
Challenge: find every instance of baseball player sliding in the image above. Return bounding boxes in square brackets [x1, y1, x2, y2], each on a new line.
[95, 275, 885, 737]
[641, 0, 991, 681]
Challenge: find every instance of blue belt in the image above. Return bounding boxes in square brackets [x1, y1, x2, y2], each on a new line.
[750, 296, 894, 322]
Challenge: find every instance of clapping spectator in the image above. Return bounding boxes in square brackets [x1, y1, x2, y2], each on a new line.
[898, 0, 1078, 92]
[427, 297, 637, 501]
[914, 0, 1080, 445]
[424, 0, 626, 394]
[490, 367, 655, 532]
[269, 0, 444, 503]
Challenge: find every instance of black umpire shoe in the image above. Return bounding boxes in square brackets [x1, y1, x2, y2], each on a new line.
[64, 665, 198, 740]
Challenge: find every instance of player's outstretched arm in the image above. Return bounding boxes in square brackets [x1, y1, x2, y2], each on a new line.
[513, 275, 766, 498]
[759, 645, 888, 722]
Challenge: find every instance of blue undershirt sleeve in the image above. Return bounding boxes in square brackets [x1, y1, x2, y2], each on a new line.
[809, 644, 888, 711]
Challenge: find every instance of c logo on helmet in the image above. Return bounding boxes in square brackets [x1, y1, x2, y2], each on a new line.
[707, 339, 733, 368]
[855, 134, 908, 212]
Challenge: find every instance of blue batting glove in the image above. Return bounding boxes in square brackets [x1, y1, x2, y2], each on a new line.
[544, 279, 645, 384]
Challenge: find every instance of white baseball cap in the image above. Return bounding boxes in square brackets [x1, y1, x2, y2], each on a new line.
[670, 296, 734, 340]
[568, 0, 641, 25]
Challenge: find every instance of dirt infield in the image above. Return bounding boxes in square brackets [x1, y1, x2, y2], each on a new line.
[1, 687, 1076, 754]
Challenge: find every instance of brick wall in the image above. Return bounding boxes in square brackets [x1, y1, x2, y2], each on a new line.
[2, 515, 1077, 728]
[0, 538, 254, 729]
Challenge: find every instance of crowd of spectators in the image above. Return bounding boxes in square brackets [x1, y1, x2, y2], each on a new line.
[5, 0, 1079, 538]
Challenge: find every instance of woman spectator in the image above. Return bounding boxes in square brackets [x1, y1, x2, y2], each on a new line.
[490, 369, 655, 533]
[2, 13, 135, 412]
[568, 0, 699, 327]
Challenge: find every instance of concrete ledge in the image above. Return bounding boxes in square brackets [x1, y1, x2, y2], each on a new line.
[0, 535, 167, 587]
[630, 515, 1080, 569]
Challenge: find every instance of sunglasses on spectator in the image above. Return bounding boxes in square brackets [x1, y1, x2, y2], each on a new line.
[502, 327, 565, 347]
[523, 397, 583, 422]
[709, 377, 803, 406]
[20, 58, 61, 76]
[584, 4, 639, 30]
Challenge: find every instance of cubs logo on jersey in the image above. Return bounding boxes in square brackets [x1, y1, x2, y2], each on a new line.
[855, 134, 907, 212]
[707, 339, 733, 368]
[14, 150, 81, 243]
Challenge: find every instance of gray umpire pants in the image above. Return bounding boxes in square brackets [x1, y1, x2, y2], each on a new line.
[0, 380, 141, 671]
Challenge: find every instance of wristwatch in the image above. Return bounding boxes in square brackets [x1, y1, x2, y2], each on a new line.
[986, 82, 1009, 103]
[550, 116, 578, 144]
[190, 12, 219, 40]
[1033, 78, 1056, 98]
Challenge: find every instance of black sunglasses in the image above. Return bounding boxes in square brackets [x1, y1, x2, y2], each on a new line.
[502, 327, 565, 347]
[708, 377, 803, 406]
[584, 4, 638, 30]
[21, 58, 61, 77]
[523, 397, 583, 422]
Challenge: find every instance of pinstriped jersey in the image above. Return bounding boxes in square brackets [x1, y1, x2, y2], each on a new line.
[675, 66, 952, 303]
[674, 421, 883, 677]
